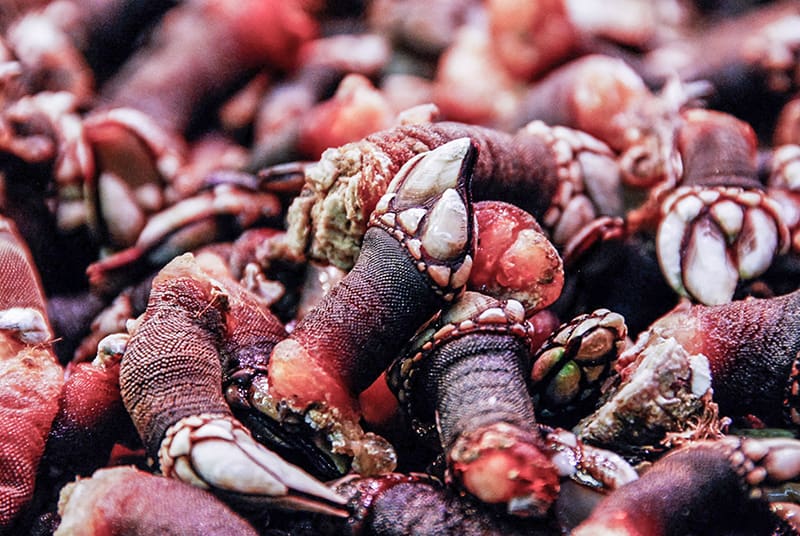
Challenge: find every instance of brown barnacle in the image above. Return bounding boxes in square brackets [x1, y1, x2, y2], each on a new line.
[636, 289, 800, 429]
[0, 216, 64, 531]
[655, 109, 789, 305]
[366, 0, 480, 58]
[5, 5, 94, 104]
[296, 74, 395, 161]
[119, 253, 347, 515]
[258, 139, 477, 477]
[529, 308, 627, 428]
[249, 33, 392, 169]
[432, 23, 524, 130]
[54, 466, 260, 536]
[82, 107, 187, 249]
[275, 119, 621, 270]
[470, 200, 564, 313]
[573, 436, 800, 536]
[514, 54, 697, 190]
[387, 290, 561, 517]
[327, 472, 552, 536]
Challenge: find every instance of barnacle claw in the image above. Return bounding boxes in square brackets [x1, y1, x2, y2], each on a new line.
[160, 413, 347, 517]
[0, 307, 51, 345]
[370, 137, 475, 301]
[262, 139, 477, 477]
[656, 185, 789, 305]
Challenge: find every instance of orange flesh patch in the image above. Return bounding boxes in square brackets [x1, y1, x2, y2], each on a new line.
[454, 439, 560, 513]
[358, 372, 400, 428]
[472, 201, 564, 312]
[267, 338, 360, 420]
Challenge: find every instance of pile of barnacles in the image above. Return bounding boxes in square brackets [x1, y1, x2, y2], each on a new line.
[3, 0, 800, 534]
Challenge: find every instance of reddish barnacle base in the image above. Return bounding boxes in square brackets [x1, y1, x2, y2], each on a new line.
[0, 217, 63, 532]
[54, 466, 260, 536]
[470, 200, 564, 313]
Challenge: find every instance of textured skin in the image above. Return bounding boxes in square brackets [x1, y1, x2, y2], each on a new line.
[269, 226, 444, 407]
[334, 474, 549, 536]
[119, 259, 231, 458]
[654, 289, 800, 426]
[45, 358, 136, 476]
[55, 466, 258, 536]
[573, 443, 778, 536]
[677, 109, 760, 189]
[416, 333, 537, 445]
[0, 219, 63, 531]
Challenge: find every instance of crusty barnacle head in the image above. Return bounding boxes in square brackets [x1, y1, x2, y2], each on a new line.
[282, 140, 395, 269]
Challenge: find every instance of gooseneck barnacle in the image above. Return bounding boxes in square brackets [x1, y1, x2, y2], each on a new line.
[258, 138, 477, 476]
[4, 2, 800, 534]
[119, 254, 347, 516]
[388, 290, 560, 517]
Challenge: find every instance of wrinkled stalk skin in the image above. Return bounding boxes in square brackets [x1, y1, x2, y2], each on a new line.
[573, 444, 778, 536]
[332, 474, 548, 536]
[54, 466, 258, 536]
[677, 110, 760, 189]
[286, 226, 444, 395]
[119, 270, 230, 458]
[673, 290, 800, 426]
[422, 334, 537, 446]
[0, 220, 63, 532]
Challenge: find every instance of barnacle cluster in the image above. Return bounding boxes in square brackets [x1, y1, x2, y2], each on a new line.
[2, 1, 800, 535]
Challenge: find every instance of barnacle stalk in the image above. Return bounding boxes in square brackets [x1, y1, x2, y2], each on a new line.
[259, 138, 477, 477]
[573, 436, 800, 535]
[119, 254, 346, 515]
[388, 291, 561, 517]
[55, 466, 259, 536]
[638, 290, 800, 428]
[656, 109, 789, 305]
[44, 332, 136, 478]
[329, 472, 552, 535]
[0, 217, 63, 531]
